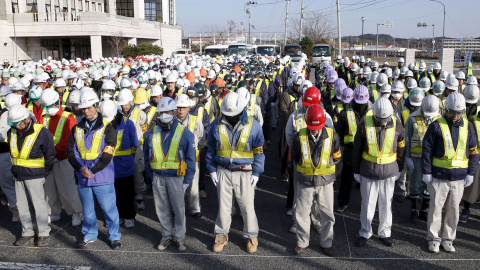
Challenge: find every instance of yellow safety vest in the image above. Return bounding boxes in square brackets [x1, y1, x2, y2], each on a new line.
[216, 117, 254, 159]
[44, 111, 71, 146]
[114, 118, 134, 156]
[10, 123, 45, 168]
[205, 96, 215, 123]
[61, 91, 70, 104]
[247, 95, 256, 117]
[295, 113, 306, 132]
[473, 115, 480, 150]
[344, 109, 372, 143]
[432, 117, 468, 169]
[255, 79, 263, 97]
[130, 108, 146, 144]
[289, 94, 298, 113]
[150, 124, 185, 171]
[296, 127, 335, 175]
[371, 85, 379, 101]
[187, 113, 202, 162]
[410, 115, 439, 157]
[362, 115, 397, 164]
[145, 106, 157, 128]
[400, 100, 410, 127]
[76, 120, 109, 160]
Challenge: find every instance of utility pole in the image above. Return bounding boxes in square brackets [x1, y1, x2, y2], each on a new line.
[284, 0, 290, 47]
[299, 0, 304, 41]
[376, 23, 384, 57]
[274, 33, 276, 45]
[214, 32, 216, 45]
[200, 32, 202, 53]
[336, 0, 342, 57]
[247, 2, 251, 44]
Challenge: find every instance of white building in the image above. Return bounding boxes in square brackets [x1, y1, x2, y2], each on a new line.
[0, 0, 182, 61]
[444, 38, 480, 53]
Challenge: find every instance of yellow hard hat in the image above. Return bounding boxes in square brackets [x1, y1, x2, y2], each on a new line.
[133, 88, 148, 104]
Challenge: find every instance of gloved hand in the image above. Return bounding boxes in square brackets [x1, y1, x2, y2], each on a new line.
[354, 174, 361, 183]
[250, 175, 259, 187]
[406, 158, 415, 173]
[465, 174, 474, 187]
[182, 184, 189, 192]
[422, 174, 432, 184]
[210, 172, 218, 186]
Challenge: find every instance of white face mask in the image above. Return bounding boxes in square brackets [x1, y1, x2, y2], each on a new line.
[102, 93, 112, 100]
[392, 93, 403, 100]
[47, 107, 60, 116]
[200, 77, 206, 82]
[159, 113, 173, 124]
[382, 93, 391, 99]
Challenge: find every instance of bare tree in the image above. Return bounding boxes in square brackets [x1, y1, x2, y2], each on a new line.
[108, 31, 126, 58]
[227, 20, 237, 35]
[289, 12, 335, 44]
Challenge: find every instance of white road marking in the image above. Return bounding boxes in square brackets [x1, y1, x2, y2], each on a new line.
[0, 262, 91, 270]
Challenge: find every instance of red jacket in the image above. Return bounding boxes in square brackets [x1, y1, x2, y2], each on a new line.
[26, 102, 44, 124]
[46, 107, 77, 161]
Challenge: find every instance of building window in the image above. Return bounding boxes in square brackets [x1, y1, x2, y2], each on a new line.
[27, 0, 38, 12]
[169, 0, 174, 25]
[85, 1, 89, 11]
[116, 0, 134, 17]
[144, 0, 162, 22]
[77, 0, 83, 11]
[98, 3, 102, 12]
[12, 0, 18, 13]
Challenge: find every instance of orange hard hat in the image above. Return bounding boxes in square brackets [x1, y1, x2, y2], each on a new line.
[186, 71, 195, 84]
[200, 68, 207, 77]
[233, 65, 241, 73]
[214, 78, 226, 88]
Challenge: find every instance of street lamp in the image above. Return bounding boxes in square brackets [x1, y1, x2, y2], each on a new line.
[376, 23, 384, 57]
[418, 22, 435, 53]
[361, 16, 366, 54]
[430, 0, 446, 51]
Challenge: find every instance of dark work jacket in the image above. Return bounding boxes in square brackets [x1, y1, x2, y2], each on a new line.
[422, 115, 479, 181]
[352, 117, 406, 180]
[8, 121, 56, 181]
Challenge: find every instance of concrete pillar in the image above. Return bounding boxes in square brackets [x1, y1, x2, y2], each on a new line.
[162, 0, 168, 24]
[90, 35, 103, 59]
[134, 0, 145, 19]
[81, 0, 85, 11]
[440, 48, 455, 74]
[5, 0, 12, 14]
[108, 0, 115, 15]
[405, 49, 415, 66]
[18, 0, 27, 13]
[128, 38, 137, 46]
[37, 0, 46, 13]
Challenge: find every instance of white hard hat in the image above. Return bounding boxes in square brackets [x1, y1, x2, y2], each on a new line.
[8, 77, 18, 87]
[156, 97, 177, 113]
[101, 80, 116, 91]
[78, 89, 100, 109]
[175, 94, 190, 108]
[236, 87, 250, 110]
[300, 80, 313, 94]
[0, 85, 11, 97]
[7, 104, 30, 126]
[392, 80, 405, 92]
[455, 71, 466, 80]
[439, 70, 449, 81]
[55, 78, 67, 88]
[41, 88, 60, 107]
[373, 96, 393, 118]
[120, 77, 133, 89]
[19, 78, 30, 89]
[61, 70, 70, 80]
[109, 67, 118, 76]
[433, 62, 442, 70]
[207, 70, 216, 79]
[121, 67, 130, 74]
[147, 70, 156, 80]
[380, 84, 392, 94]
[11, 82, 25, 92]
[400, 66, 408, 75]
[5, 93, 22, 109]
[67, 72, 77, 80]
[91, 70, 102, 81]
[116, 89, 134, 106]
[405, 70, 413, 78]
[444, 92, 465, 112]
[432, 80, 445, 96]
[350, 63, 359, 72]
[467, 76, 478, 85]
[408, 88, 425, 107]
[419, 77, 431, 92]
[463, 85, 480, 104]
[385, 68, 393, 78]
[100, 100, 118, 122]
[150, 85, 163, 97]
[68, 89, 81, 105]
[377, 73, 388, 86]
[393, 68, 400, 79]
[406, 78, 417, 90]
[398, 58, 405, 63]
[72, 77, 85, 90]
[445, 76, 459, 90]
[422, 95, 440, 117]
[29, 85, 43, 100]
[33, 75, 46, 83]
[370, 72, 379, 84]
[166, 73, 176, 83]
[162, 69, 171, 78]
[221, 92, 243, 116]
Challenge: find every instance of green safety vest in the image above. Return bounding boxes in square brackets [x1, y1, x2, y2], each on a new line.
[362, 115, 397, 164]
[296, 127, 335, 175]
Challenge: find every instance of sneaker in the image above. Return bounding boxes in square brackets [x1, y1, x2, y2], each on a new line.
[124, 219, 135, 228]
[199, 190, 208, 199]
[77, 239, 96, 248]
[36, 236, 50, 247]
[289, 224, 297, 234]
[175, 239, 188, 252]
[213, 235, 228, 253]
[10, 208, 20, 223]
[410, 210, 419, 224]
[428, 242, 439, 253]
[246, 237, 258, 253]
[157, 237, 172, 251]
[287, 209, 292, 216]
[459, 210, 470, 224]
[441, 242, 456, 253]
[136, 200, 145, 210]
[48, 215, 61, 223]
[14, 236, 34, 246]
[72, 213, 82, 227]
[335, 204, 348, 213]
[111, 240, 122, 250]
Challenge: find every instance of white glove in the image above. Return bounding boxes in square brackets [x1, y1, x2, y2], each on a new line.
[406, 158, 414, 174]
[250, 175, 259, 187]
[354, 174, 361, 183]
[422, 174, 432, 184]
[210, 172, 218, 186]
[182, 184, 189, 192]
[465, 174, 474, 187]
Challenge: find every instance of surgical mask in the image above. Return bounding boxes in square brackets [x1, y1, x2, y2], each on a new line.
[102, 93, 112, 100]
[136, 102, 148, 110]
[382, 93, 391, 99]
[47, 107, 60, 116]
[200, 77, 206, 82]
[159, 113, 174, 124]
[232, 77, 237, 83]
[179, 72, 185, 77]
[392, 93, 403, 100]
[226, 83, 232, 89]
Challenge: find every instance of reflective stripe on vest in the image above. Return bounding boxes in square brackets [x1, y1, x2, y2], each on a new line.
[362, 115, 397, 164]
[146, 106, 156, 126]
[150, 124, 185, 170]
[44, 111, 71, 146]
[255, 79, 263, 97]
[188, 114, 198, 134]
[344, 109, 372, 143]
[371, 85, 379, 101]
[289, 94, 298, 113]
[295, 113, 306, 132]
[473, 115, 480, 150]
[114, 128, 133, 156]
[10, 123, 45, 168]
[62, 91, 69, 104]
[410, 115, 435, 157]
[296, 127, 335, 175]
[205, 96, 215, 123]
[216, 117, 254, 159]
[130, 108, 141, 127]
[76, 120, 109, 160]
[432, 117, 468, 169]
[247, 95, 256, 117]
[400, 100, 410, 126]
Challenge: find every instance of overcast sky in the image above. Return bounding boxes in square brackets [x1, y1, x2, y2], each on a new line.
[177, 0, 479, 40]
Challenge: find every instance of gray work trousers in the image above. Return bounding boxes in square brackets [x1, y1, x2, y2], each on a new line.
[186, 162, 201, 214]
[16, 178, 51, 237]
[45, 159, 82, 216]
[134, 146, 146, 197]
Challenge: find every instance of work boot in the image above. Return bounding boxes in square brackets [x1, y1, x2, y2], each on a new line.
[36, 236, 50, 247]
[410, 209, 419, 224]
[418, 210, 428, 222]
[246, 237, 258, 253]
[175, 239, 188, 252]
[293, 246, 307, 255]
[15, 236, 34, 246]
[10, 208, 20, 223]
[213, 234, 228, 253]
[157, 237, 172, 251]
